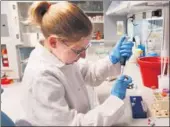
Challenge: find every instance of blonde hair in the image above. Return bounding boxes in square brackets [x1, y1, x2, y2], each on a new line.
[27, 1, 92, 42]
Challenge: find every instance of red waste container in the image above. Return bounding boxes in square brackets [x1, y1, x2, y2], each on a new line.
[138, 57, 168, 89]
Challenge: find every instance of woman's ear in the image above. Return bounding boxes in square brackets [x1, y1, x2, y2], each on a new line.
[48, 35, 58, 48]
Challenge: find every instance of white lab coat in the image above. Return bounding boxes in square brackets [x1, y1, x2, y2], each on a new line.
[20, 42, 125, 126]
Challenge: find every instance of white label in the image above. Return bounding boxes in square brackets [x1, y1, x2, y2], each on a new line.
[117, 21, 124, 36]
[3, 60, 8, 64]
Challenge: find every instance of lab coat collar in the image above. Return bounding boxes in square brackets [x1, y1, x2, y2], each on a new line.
[36, 41, 65, 68]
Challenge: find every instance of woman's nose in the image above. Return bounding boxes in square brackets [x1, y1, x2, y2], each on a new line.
[80, 51, 86, 58]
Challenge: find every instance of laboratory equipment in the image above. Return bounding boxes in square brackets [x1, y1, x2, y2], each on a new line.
[147, 39, 157, 56]
[138, 57, 164, 88]
[124, 75, 135, 89]
[148, 118, 156, 126]
[158, 5, 169, 92]
[109, 35, 133, 64]
[158, 75, 169, 91]
[130, 96, 148, 119]
[119, 37, 135, 89]
[137, 44, 146, 57]
[120, 56, 127, 75]
[120, 37, 130, 74]
[162, 88, 169, 94]
[150, 91, 169, 118]
[135, 36, 146, 57]
[129, 48, 143, 63]
[111, 75, 132, 100]
[127, 83, 134, 89]
[120, 35, 136, 74]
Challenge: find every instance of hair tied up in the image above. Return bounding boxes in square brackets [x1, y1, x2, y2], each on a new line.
[40, 3, 51, 16]
[27, 1, 52, 26]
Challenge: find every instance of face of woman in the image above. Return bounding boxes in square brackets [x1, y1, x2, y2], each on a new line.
[48, 36, 91, 65]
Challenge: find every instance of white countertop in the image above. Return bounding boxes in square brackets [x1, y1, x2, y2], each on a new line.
[1, 62, 169, 126]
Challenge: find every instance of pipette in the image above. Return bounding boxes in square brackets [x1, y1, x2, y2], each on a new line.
[120, 36, 129, 75]
[120, 36, 136, 75]
[120, 56, 127, 75]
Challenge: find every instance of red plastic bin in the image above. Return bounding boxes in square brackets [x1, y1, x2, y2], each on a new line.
[137, 57, 168, 89]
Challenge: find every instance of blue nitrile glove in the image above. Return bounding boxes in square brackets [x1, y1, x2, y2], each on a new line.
[111, 75, 132, 100]
[109, 35, 134, 64]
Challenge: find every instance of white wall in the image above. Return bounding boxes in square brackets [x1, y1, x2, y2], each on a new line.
[104, 0, 127, 45]
[1, 1, 20, 79]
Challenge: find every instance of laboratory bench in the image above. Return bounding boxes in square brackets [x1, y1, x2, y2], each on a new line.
[1, 62, 169, 126]
[95, 62, 169, 126]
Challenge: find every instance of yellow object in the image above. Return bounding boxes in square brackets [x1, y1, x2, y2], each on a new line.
[129, 48, 143, 63]
[134, 49, 143, 57]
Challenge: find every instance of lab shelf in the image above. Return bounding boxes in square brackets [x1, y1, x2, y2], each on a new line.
[90, 40, 116, 46]
[1, 67, 13, 71]
[146, 17, 163, 21]
[90, 40, 104, 45]
[84, 11, 103, 14]
[148, 28, 163, 31]
[5, 1, 105, 80]
[90, 39, 115, 43]
[90, 39, 104, 42]
[91, 21, 104, 24]
[91, 42, 104, 46]
[16, 1, 104, 45]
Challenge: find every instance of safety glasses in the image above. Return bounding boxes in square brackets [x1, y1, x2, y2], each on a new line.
[62, 41, 91, 57]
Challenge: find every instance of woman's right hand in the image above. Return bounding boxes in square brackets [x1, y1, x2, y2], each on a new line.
[111, 75, 132, 100]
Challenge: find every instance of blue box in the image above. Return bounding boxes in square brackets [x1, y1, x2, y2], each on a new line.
[130, 96, 148, 119]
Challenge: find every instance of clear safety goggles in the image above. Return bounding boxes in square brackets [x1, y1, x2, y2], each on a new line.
[62, 41, 91, 57]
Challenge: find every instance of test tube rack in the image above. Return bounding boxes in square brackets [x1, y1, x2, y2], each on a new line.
[150, 92, 169, 118]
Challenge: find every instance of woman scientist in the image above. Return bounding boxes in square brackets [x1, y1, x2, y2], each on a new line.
[21, 1, 134, 126]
